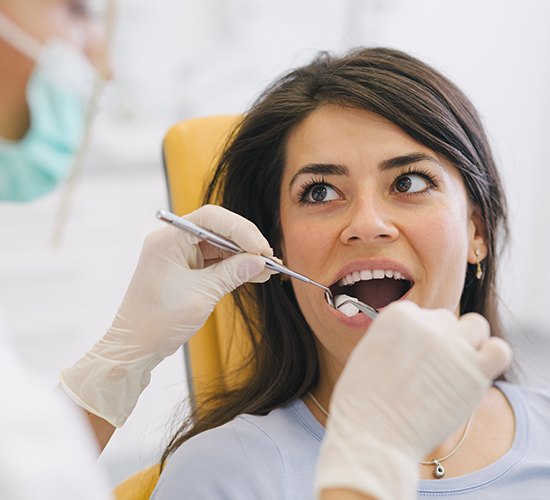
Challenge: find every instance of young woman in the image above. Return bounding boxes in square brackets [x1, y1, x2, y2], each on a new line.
[152, 48, 549, 499]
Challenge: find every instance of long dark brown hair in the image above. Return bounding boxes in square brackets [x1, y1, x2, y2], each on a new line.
[161, 47, 509, 465]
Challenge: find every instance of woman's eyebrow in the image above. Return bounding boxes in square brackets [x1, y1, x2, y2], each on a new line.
[288, 153, 442, 190]
[379, 152, 443, 171]
[288, 163, 349, 190]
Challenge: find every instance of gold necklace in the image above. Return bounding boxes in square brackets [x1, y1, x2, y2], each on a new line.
[307, 391, 329, 418]
[306, 391, 473, 479]
[419, 414, 473, 479]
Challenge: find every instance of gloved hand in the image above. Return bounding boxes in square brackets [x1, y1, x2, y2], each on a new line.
[315, 301, 512, 500]
[61, 205, 274, 427]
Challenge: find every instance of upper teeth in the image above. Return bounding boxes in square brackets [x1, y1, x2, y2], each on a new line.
[338, 269, 407, 287]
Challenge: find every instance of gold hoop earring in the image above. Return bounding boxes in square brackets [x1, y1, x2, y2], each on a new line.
[474, 248, 483, 280]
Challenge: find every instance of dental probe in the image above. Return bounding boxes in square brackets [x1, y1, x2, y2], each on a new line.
[156, 209, 378, 319]
[156, 209, 333, 296]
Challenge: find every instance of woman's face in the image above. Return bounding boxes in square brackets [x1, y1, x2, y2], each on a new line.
[0, 0, 110, 138]
[279, 104, 486, 372]
[0, 0, 109, 69]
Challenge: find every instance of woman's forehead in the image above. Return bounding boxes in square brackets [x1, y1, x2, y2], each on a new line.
[283, 105, 439, 174]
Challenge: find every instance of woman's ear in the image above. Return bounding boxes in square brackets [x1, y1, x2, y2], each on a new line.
[467, 209, 488, 264]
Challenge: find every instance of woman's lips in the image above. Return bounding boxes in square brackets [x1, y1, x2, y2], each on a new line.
[326, 300, 375, 328]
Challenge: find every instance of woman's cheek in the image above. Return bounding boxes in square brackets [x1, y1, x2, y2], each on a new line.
[283, 223, 329, 270]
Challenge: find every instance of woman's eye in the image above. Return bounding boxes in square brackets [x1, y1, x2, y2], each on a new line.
[392, 173, 431, 194]
[301, 183, 340, 204]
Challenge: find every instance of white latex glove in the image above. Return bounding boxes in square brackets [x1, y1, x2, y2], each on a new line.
[61, 205, 274, 427]
[315, 301, 512, 500]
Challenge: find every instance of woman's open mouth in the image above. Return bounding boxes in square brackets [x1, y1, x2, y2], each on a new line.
[328, 268, 413, 312]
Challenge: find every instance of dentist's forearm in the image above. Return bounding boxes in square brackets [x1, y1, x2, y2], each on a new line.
[57, 383, 116, 452]
[85, 409, 116, 451]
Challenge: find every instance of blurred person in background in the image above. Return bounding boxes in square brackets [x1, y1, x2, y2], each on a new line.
[0, 2, 511, 500]
[0, 0, 109, 201]
[0, 0, 271, 498]
[0, 1, 114, 498]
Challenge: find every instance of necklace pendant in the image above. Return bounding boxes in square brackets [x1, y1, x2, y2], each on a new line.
[432, 460, 445, 479]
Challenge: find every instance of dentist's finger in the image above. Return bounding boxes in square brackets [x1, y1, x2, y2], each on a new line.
[187, 205, 273, 256]
[477, 337, 513, 380]
[457, 313, 491, 350]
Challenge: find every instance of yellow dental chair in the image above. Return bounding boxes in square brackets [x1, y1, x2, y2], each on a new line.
[114, 114, 249, 499]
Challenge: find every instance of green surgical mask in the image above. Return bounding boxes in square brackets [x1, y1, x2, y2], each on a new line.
[0, 12, 99, 202]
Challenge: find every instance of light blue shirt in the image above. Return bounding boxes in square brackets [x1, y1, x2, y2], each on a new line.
[152, 382, 550, 499]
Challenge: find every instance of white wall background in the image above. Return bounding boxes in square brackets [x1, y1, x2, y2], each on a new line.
[1, 0, 549, 488]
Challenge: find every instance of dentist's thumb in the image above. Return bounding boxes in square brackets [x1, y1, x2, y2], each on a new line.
[477, 336, 513, 380]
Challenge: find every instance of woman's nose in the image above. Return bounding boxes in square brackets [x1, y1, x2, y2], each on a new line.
[339, 195, 399, 245]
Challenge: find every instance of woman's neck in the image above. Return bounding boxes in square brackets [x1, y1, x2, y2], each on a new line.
[304, 349, 342, 427]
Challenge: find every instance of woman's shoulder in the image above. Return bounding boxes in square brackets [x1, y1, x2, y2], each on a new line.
[498, 380, 550, 404]
[152, 398, 323, 499]
[170, 398, 322, 463]
[497, 381, 550, 428]
[237, 397, 325, 444]
[152, 415, 287, 499]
